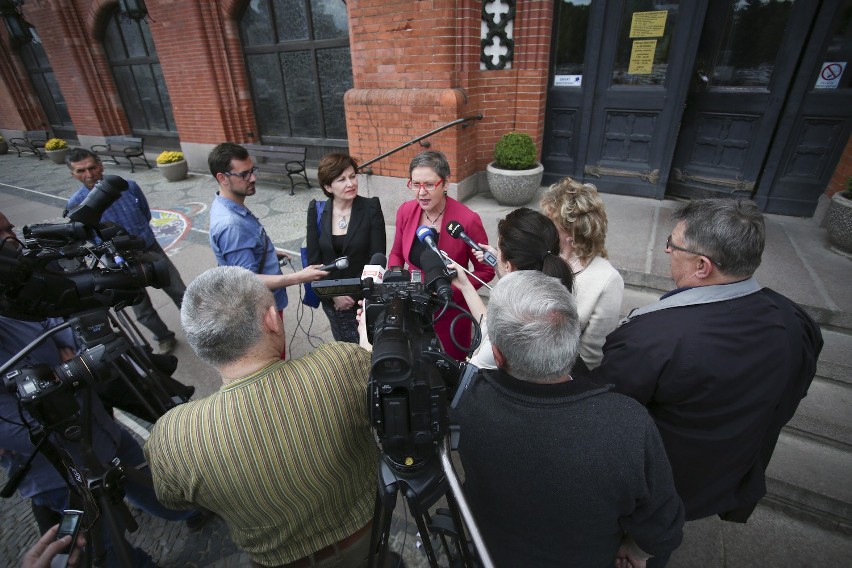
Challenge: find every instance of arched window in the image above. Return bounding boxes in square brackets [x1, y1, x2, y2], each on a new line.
[240, 0, 353, 145]
[103, 8, 177, 144]
[18, 35, 75, 139]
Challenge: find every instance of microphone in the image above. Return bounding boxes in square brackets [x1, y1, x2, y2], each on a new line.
[318, 256, 349, 271]
[361, 253, 387, 283]
[418, 249, 453, 302]
[446, 221, 497, 267]
[416, 225, 442, 256]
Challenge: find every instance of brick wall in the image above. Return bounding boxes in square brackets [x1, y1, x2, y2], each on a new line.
[346, 0, 552, 182]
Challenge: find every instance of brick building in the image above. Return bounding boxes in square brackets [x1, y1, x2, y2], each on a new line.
[1, 0, 850, 217]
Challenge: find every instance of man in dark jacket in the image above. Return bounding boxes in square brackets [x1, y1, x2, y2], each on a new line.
[592, 199, 823, 527]
[454, 270, 684, 568]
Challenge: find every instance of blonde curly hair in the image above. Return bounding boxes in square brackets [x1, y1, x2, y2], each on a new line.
[540, 177, 609, 262]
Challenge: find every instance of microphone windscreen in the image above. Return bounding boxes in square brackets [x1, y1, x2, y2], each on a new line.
[445, 221, 464, 238]
[416, 225, 436, 243]
[337, 257, 350, 269]
[368, 253, 387, 268]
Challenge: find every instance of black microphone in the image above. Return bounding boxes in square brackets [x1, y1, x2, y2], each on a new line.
[419, 249, 453, 302]
[368, 253, 387, 267]
[446, 221, 497, 267]
[318, 256, 349, 271]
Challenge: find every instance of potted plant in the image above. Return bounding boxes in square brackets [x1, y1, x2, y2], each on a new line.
[157, 150, 188, 182]
[44, 138, 69, 165]
[0, 135, 7, 155]
[486, 132, 545, 206]
[826, 176, 852, 254]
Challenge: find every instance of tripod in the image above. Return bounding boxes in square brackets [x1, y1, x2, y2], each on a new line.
[368, 435, 494, 568]
[1, 307, 191, 566]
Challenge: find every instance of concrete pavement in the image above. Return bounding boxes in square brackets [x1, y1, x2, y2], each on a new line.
[1, 150, 850, 566]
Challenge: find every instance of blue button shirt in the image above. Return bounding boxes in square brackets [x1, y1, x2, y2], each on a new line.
[209, 194, 288, 310]
[66, 179, 156, 248]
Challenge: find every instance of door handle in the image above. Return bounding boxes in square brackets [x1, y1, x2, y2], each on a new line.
[696, 70, 710, 84]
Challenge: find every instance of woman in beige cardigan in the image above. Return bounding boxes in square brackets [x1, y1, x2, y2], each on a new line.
[541, 178, 624, 369]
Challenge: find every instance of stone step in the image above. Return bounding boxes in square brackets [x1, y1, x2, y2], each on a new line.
[764, 430, 852, 535]
[786, 376, 852, 451]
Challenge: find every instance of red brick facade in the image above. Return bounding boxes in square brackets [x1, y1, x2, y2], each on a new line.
[0, 0, 847, 203]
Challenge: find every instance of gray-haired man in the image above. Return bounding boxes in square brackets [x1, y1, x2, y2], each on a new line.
[144, 266, 376, 567]
[453, 270, 684, 568]
[592, 199, 823, 526]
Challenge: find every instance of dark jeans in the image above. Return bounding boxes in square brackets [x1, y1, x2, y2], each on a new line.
[131, 242, 187, 341]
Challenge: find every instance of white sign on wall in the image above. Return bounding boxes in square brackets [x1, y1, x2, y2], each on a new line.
[554, 75, 582, 87]
[815, 62, 846, 89]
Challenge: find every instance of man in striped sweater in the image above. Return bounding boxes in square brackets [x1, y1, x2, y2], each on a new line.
[144, 266, 377, 567]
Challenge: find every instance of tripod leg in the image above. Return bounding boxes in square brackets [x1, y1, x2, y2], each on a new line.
[411, 511, 441, 567]
[367, 489, 394, 568]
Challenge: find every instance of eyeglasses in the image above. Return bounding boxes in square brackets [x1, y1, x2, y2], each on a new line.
[665, 235, 721, 268]
[224, 166, 259, 180]
[407, 179, 444, 192]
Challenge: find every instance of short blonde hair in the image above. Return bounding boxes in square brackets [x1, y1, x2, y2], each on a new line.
[540, 177, 609, 262]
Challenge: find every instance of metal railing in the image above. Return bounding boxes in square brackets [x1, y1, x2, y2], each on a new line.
[358, 114, 483, 173]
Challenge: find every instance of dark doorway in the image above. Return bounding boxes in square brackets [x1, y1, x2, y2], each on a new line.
[543, 0, 852, 217]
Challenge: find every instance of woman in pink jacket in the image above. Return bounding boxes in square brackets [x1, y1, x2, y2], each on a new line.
[388, 151, 495, 360]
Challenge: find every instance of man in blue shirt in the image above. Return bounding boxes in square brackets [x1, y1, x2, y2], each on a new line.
[207, 143, 327, 354]
[65, 149, 185, 355]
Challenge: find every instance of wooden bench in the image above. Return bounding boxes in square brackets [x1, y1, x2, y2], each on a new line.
[243, 143, 311, 196]
[9, 130, 48, 160]
[91, 136, 151, 173]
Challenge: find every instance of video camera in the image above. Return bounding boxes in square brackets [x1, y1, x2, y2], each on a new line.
[312, 250, 477, 471]
[0, 175, 169, 320]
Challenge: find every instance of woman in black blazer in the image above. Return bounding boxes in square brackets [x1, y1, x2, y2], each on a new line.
[306, 153, 386, 343]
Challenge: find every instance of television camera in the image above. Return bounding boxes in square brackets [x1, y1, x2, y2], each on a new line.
[311, 249, 494, 567]
[0, 175, 191, 566]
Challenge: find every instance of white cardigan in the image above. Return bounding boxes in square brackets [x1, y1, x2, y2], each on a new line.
[574, 255, 624, 369]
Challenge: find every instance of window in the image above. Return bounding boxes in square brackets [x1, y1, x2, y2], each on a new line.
[240, 0, 353, 143]
[103, 9, 177, 136]
[18, 34, 74, 137]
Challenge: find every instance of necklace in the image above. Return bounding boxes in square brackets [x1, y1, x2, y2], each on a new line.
[337, 215, 348, 230]
[424, 205, 446, 227]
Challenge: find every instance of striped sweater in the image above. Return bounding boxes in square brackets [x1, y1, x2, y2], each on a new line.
[144, 342, 377, 565]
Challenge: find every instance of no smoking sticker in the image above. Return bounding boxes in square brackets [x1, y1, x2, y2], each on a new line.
[815, 62, 846, 89]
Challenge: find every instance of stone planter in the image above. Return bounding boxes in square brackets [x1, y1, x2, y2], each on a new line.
[45, 148, 68, 165]
[826, 192, 852, 253]
[0, 141, 8, 155]
[486, 161, 545, 206]
[158, 159, 188, 182]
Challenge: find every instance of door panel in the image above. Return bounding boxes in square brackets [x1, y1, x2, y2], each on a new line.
[581, 0, 706, 198]
[667, 0, 819, 201]
[755, 0, 852, 216]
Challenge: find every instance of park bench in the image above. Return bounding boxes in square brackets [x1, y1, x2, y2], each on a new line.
[243, 143, 311, 196]
[9, 130, 48, 159]
[91, 136, 152, 173]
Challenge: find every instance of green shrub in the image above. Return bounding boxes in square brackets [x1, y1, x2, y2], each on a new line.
[494, 132, 538, 170]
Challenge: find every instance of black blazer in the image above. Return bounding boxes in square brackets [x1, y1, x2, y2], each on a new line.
[306, 195, 386, 280]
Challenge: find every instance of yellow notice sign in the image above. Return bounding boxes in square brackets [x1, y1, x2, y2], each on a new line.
[628, 40, 657, 74]
[630, 11, 667, 38]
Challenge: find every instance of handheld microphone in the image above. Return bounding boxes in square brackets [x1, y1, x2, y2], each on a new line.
[318, 256, 349, 271]
[446, 221, 497, 267]
[416, 225, 441, 255]
[361, 253, 387, 283]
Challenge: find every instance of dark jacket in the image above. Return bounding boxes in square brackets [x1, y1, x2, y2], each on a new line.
[306, 195, 386, 281]
[452, 368, 684, 567]
[591, 287, 823, 521]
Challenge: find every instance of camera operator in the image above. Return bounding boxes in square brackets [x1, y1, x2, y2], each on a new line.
[65, 148, 186, 355]
[451, 271, 684, 567]
[1, 313, 208, 566]
[144, 266, 377, 568]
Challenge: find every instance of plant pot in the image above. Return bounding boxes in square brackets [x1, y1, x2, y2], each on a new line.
[45, 148, 68, 165]
[486, 161, 545, 206]
[826, 192, 852, 253]
[158, 159, 188, 182]
[0, 141, 8, 155]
